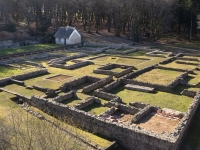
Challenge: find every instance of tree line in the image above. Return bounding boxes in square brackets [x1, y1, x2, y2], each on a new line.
[0, 0, 199, 40]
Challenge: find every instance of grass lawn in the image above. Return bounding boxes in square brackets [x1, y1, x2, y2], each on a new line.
[110, 86, 192, 112]
[0, 66, 39, 79]
[183, 55, 200, 61]
[128, 50, 148, 56]
[185, 71, 200, 85]
[174, 42, 200, 49]
[82, 103, 109, 115]
[91, 55, 149, 65]
[4, 84, 45, 98]
[162, 61, 197, 70]
[131, 69, 183, 85]
[110, 67, 125, 73]
[0, 44, 62, 56]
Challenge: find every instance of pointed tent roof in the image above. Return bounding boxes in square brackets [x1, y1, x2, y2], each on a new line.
[54, 26, 75, 38]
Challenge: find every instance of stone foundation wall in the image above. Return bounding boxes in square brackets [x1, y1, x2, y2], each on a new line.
[124, 65, 156, 79]
[24, 61, 44, 68]
[48, 53, 87, 64]
[173, 91, 200, 149]
[115, 67, 133, 78]
[159, 57, 175, 64]
[52, 91, 74, 103]
[94, 89, 121, 101]
[82, 76, 113, 93]
[132, 106, 155, 123]
[155, 65, 190, 72]
[26, 96, 176, 150]
[0, 78, 11, 86]
[74, 97, 101, 110]
[125, 84, 155, 93]
[103, 79, 122, 92]
[176, 60, 199, 66]
[129, 102, 147, 109]
[10, 79, 24, 86]
[93, 69, 114, 75]
[167, 72, 189, 88]
[60, 76, 87, 91]
[176, 57, 199, 61]
[181, 89, 197, 97]
[50, 60, 93, 70]
[32, 85, 55, 96]
[11, 69, 48, 80]
[122, 79, 172, 93]
[60, 76, 101, 91]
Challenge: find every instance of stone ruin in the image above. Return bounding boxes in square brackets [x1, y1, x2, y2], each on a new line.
[1, 46, 200, 150]
[93, 63, 134, 78]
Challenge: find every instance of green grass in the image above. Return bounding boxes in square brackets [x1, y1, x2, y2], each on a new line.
[132, 69, 183, 85]
[185, 71, 200, 85]
[0, 66, 38, 79]
[174, 42, 200, 49]
[162, 61, 198, 70]
[110, 67, 125, 73]
[61, 97, 84, 106]
[110, 86, 192, 112]
[82, 103, 109, 115]
[4, 84, 45, 98]
[128, 50, 148, 56]
[0, 44, 62, 56]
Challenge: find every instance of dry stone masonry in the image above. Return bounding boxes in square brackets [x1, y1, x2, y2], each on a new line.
[1, 46, 200, 150]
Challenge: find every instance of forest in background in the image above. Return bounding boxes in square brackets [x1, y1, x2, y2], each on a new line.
[0, 0, 200, 41]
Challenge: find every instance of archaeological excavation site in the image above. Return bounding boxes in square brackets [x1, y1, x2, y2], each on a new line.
[1, 42, 200, 150]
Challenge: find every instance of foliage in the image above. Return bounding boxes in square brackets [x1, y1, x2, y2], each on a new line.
[0, 0, 199, 39]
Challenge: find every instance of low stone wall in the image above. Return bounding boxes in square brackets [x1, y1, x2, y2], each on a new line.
[24, 61, 44, 68]
[11, 69, 48, 81]
[125, 84, 155, 93]
[60, 76, 101, 91]
[82, 76, 113, 93]
[86, 54, 108, 60]
[48, 53, 87, 64]
[115, 67, 133, 78]
[176, 60, 199, 66]
[103, 79, 122, 92]
[168, 72, 189, 88]
[94, 63, 133, 78]
[132, 105, 155, 123]
[6, 88, 199, 150]
[93, 69, 114, 75]
[117, 103, 140, 115]
[10, 78, 24, 86]
[159, 57, 175, 64]
[181, 89, 197, 97]
[176, 57, 199, 62]
[122, 79, 172, 93]
[129, 102, 147, 109]
[173, 91, 200, 149]
[74, 97, 101, 110]
[32, 85, 55, 96]
[99, 107, 116, 117]
[52, 91, 74, 103]
[50, 60, 93, 70]
[155, 65, 191, 72]
[124, 65, 156, 79]
[146, 50, 167, 58]
[94, 89, 121, 101]
[0, 78, 11, 86]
